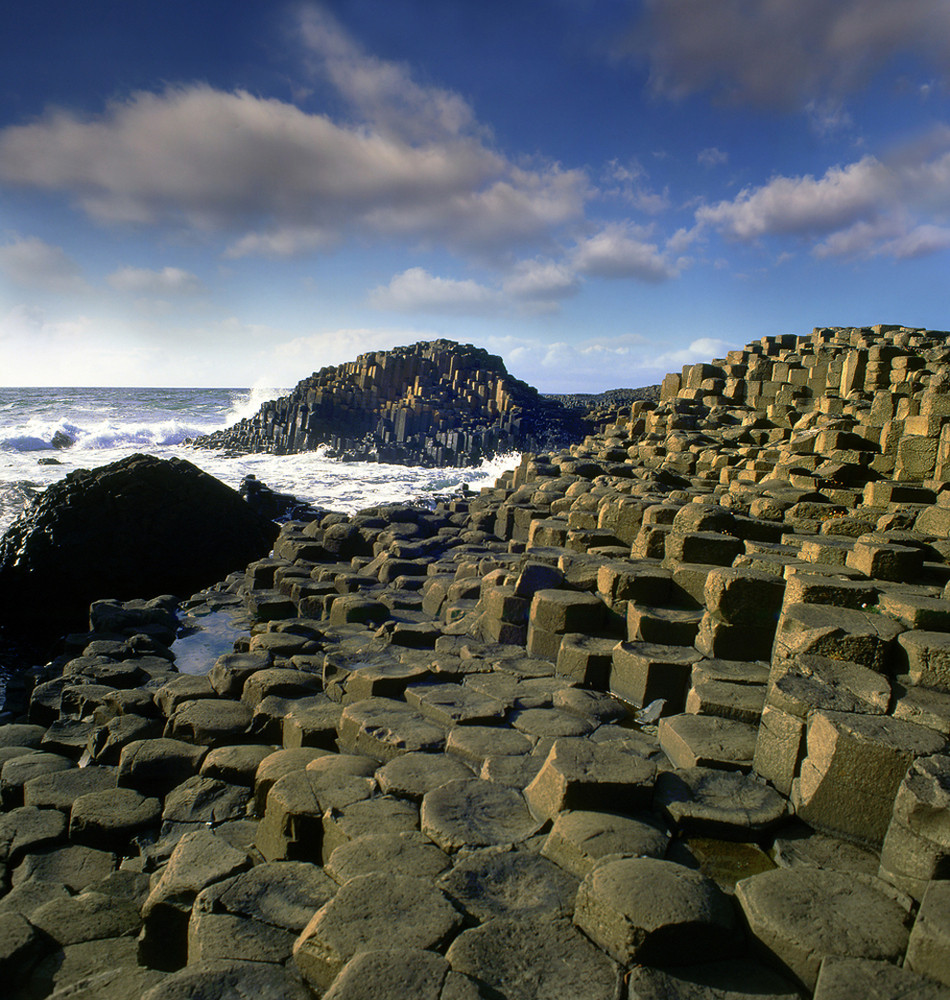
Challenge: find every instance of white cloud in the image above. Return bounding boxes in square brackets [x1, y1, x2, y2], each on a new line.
[297, 5, 477, 144]
[602, 158, 670, 214]
[372, 256, 583, 316]
[572, 223, 680, 282]
[635, 0, 950, 108]
[107, 265, 205, 295]
[0, 236, 87, 293]
[698, 147, 728, 168]
[370, 267, 501, 314]
[645, 337, 733, 369]
[696, 128, 950, 259]
[0, 11, 589, 261]
[697, 157, 889, 240]
[502, 258, 580, 301]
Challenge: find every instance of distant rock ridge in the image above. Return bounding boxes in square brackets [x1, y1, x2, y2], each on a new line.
[190, 339, 589, 467]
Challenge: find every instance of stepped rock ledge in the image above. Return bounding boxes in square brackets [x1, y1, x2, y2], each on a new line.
[190, 339, 589, 466]
[4, 322, 950, 999]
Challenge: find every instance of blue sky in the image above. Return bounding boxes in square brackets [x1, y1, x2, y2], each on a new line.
[1, 1, 949, 391]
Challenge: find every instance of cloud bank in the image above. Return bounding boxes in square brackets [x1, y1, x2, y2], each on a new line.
[0, 9, 588, 262]
[636, 0, 950, 107]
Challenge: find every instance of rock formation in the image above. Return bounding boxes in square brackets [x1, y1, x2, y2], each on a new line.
[0, 454, 278, 637]
[190, 339, 586, 466]
[4, 323, 950, 999]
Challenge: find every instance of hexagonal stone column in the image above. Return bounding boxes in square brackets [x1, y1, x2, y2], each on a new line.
[610, 641, 702, 715]
[794, 710, 945, 846]
[338, 697, 445, 762]
[421, 778, 541, 852]
[879, 752, 950, 900]
[573, 857, 738, 967]
[734, 867, 913, 991]
[292, 873, 461, 992]
[905, 881, 950, 988]
[524, 738, 655, 821]
[447, 914, 622, 1000]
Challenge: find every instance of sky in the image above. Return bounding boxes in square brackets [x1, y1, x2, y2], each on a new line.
[1, 1, 949, 392]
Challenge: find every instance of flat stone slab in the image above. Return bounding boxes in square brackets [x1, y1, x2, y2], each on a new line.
[188, 860, 338, 966]
[293, 873, 462, 992]
[321, 795, 419, 863]
[321, 948, 452, 1000]
[524, 738, 656, 821]
[463, 673, 574, 711]
[445, 726, 533, 768]
[439, 847, 579, 923]
[199, 744, 273, 786]
[140, 959, 311, 1000]
[658, 714, 758, 771]
[375, 751, 474, 801]
[338, 697, 446, 761]
[654, 767, 787, 840]
[164, 699, 253, 747]
[814, 955, 950, 1000]
[0, 804, 67, 864]
[446, 914, 623, 1000]
[326, 831, 451, 884]
[574, 856, 738, 966]
[23, 765, 116, 811]
[12, 843, 115, 892]
[30, 889, 141, 946]
[69, 786, 161, 851]
[252, 746, 332, 813]
[626, 960, 801, 1000]
[27, 937, 141, 1000]
[160, 776, 251, 836]
[271, 697, 340, 754]
[2, 752, 75, 807]
[734, 867, 914, 991]
[421, 778, 543, 852]
[117, 738, 207, 798]
[407, 683, 507, 727]
[510, 707, 594, 739]
[45, 966, 167, 1000]
[0, 723, 46, 749]
[770, 822, 880, 877]
[541, 809, 670, 878]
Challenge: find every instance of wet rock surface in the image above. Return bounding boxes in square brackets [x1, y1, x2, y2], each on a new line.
[5, 324, 950, 997]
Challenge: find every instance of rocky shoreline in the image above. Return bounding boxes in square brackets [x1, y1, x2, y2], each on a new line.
[190, 339, 589, 467]
[2, 323, 950, 998]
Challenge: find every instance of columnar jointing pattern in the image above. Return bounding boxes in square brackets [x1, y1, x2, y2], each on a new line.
[192, 339, 585, 467]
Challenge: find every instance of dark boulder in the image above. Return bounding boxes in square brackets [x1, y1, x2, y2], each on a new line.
[238, 475, 326, 523]
[0, 454, 278, 637]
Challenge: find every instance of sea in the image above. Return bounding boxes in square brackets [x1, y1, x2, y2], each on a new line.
[0, 385, 521, 538]
[0, 386, 520, 700]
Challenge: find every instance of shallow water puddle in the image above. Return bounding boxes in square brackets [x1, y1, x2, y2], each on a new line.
[172, 608, 249, 675]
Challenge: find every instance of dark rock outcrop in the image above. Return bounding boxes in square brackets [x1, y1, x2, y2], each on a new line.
[190, 339, 587, 466]
[0, 454, 278, 637]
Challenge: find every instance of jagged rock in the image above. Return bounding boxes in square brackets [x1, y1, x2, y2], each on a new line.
[0, 454, 278, 636]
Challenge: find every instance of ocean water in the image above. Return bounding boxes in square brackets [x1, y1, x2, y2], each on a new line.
[0, 386, 520, 537]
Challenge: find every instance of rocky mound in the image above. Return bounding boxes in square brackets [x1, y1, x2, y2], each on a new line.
[190, 339, 586, 467]
[0, 454, 278, 638]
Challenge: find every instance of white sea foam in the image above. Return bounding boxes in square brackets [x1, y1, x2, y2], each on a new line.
[0, 386, 519, 535]
[222, 384, 289, 426]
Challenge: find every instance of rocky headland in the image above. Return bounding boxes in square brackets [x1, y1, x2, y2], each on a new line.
[1, 323, 950, 998]
[190, 339, 590, 466]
